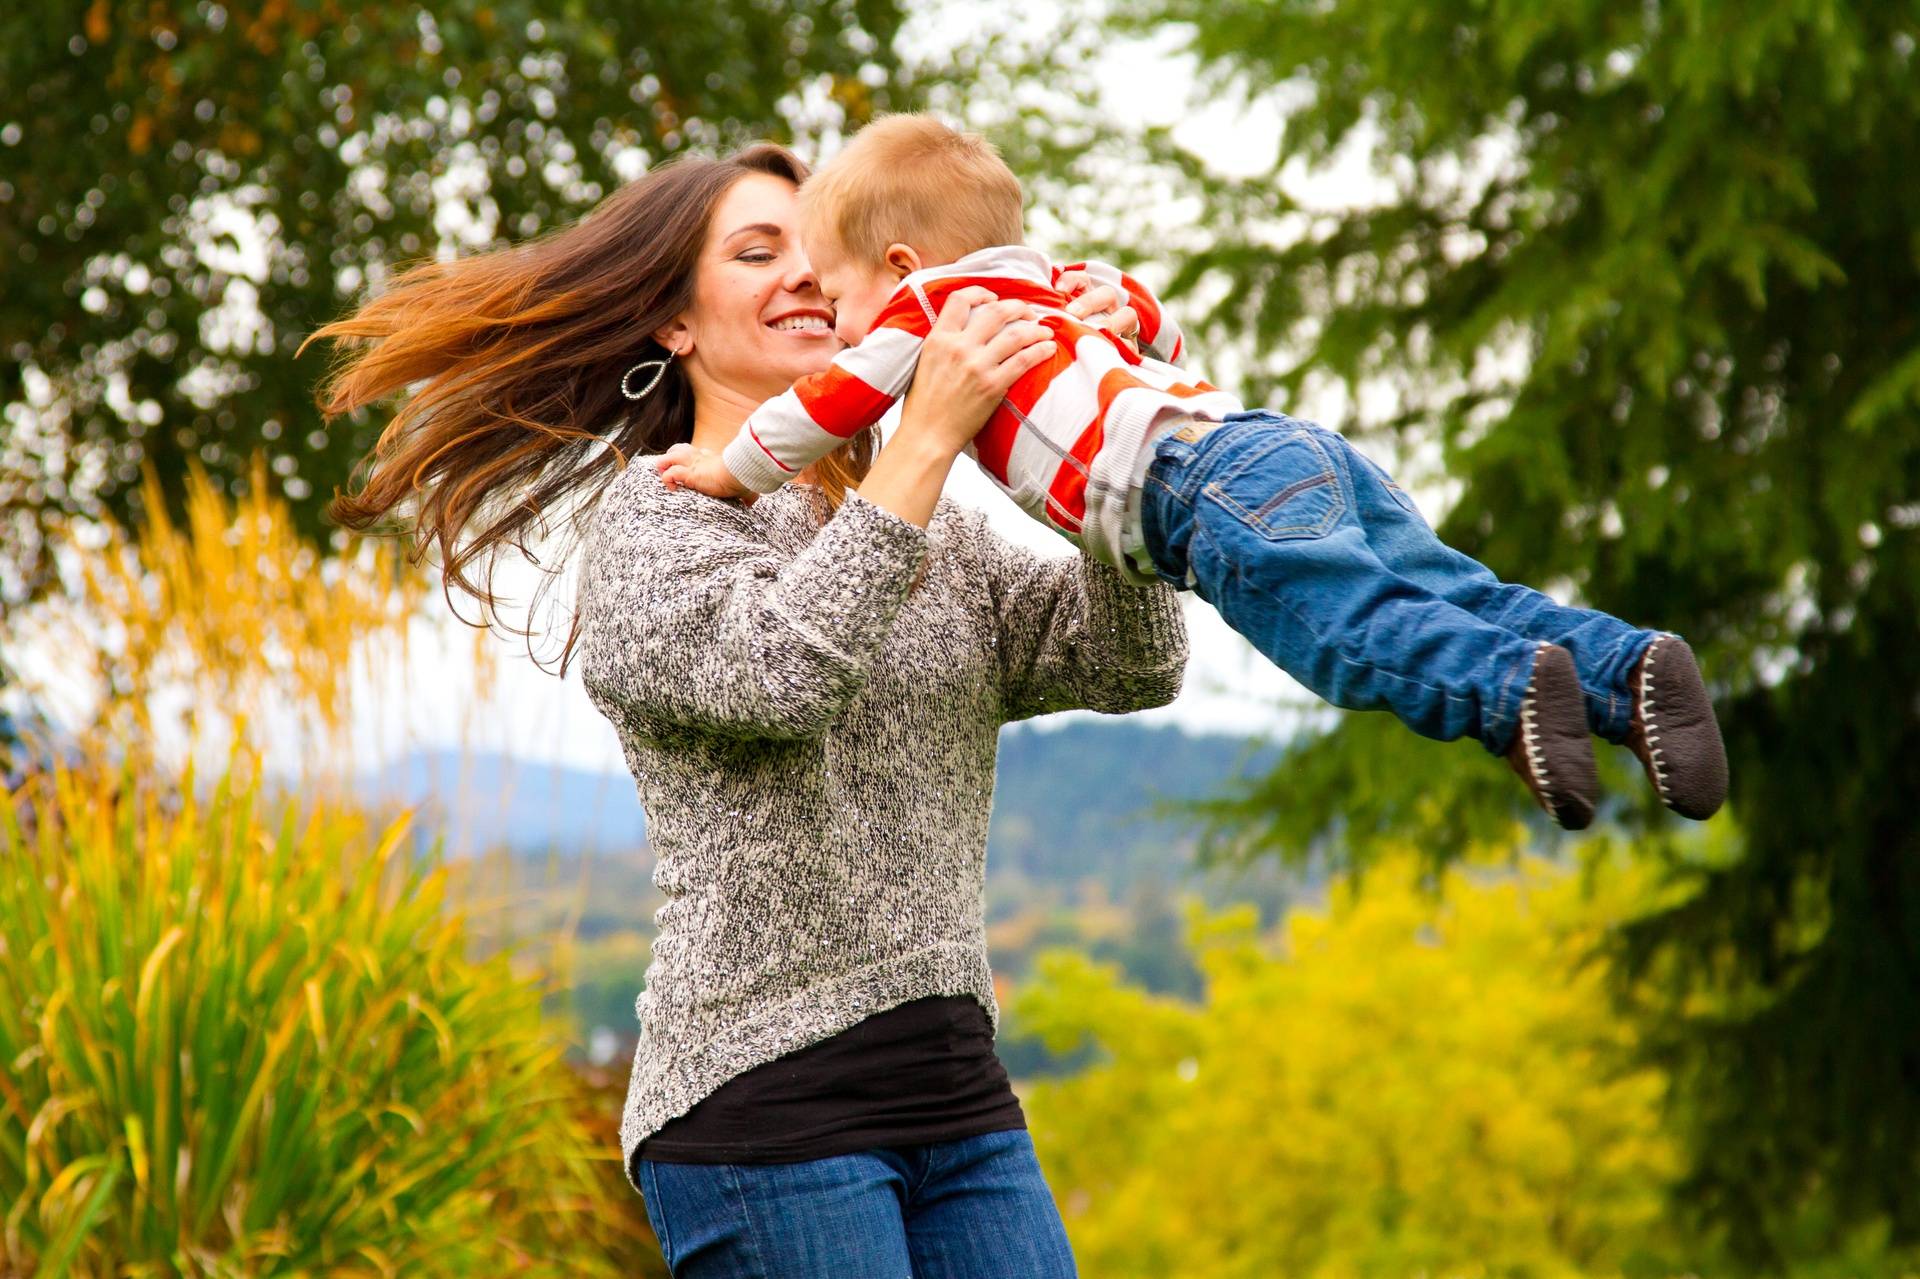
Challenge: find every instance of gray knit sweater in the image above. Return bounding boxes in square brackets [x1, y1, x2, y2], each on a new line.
[573, 460, 1189, 1189]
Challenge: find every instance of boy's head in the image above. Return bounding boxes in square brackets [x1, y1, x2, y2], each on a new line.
[798, 113, 1025, 341]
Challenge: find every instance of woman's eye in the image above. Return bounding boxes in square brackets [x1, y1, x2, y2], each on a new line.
[738, 250, 776, 264]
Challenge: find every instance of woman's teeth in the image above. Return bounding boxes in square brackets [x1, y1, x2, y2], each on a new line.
[771, 316, 830, 331]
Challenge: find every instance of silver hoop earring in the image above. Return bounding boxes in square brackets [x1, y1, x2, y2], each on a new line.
[621, 351, 674, 401]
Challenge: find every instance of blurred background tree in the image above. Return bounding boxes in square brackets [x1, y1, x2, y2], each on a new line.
[1013, 844, 1919, 1279]
[963, 0, 1920, 1266]
[1013, 848, 1687, 1278]
[0, 0, 907, 606]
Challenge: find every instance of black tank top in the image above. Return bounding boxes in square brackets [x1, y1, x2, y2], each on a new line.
[632, 994, 1026, 1168]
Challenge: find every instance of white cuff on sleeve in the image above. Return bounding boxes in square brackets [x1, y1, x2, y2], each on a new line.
[721, 427, 800, 495]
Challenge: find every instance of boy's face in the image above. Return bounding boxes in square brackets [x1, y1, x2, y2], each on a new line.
[809, 244, 904, 346]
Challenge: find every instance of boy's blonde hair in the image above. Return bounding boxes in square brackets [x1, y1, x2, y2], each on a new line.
[798, 113, 1025, 267]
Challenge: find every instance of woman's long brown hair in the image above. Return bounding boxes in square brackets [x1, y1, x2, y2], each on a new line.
[302, 142, 874, 673]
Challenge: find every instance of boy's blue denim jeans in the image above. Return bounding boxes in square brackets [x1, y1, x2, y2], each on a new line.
[635, 1128, 1076, 1278]
[1140, 410, 1658, 753]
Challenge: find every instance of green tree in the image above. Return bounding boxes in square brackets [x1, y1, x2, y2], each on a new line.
[1, 0, 906, 605]
[959, 0, 1920, 1265]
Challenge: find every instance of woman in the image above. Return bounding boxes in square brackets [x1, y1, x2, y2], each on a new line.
[310, 142, 1188, 1277]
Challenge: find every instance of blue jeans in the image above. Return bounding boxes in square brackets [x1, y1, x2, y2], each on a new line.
[635, 1128, 1077, 1278]
[1140, 410, 1658, 753]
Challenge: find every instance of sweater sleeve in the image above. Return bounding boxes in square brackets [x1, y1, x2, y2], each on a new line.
[720, 311, 930, 495]
[1053, 258, 1186, 366]
[577, 465, 929, 741]
[962, 511, 1189, 723]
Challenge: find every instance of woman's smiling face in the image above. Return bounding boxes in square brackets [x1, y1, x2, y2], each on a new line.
[667, 172, 841, 407]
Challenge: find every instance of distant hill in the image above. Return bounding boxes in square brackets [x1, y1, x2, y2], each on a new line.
[349, 748, 649, 859]
[989, 719, 1288, 888]
[334, 718, 1308, 1059]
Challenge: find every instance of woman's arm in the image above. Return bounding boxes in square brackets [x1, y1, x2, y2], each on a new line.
[577, 287, 1057, 742]
[966, 516, 1190, 722]
[577, 467, 929, 742]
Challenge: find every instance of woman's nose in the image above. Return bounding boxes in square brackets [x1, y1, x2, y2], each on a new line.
[783, 252, 821, 295]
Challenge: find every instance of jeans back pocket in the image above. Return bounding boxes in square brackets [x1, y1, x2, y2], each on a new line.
[1201, 426, 1345, 540]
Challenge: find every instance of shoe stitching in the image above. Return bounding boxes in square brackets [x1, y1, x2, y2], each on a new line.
[1639, 636, 1672, 800]
[1519, 644, 1555, 809]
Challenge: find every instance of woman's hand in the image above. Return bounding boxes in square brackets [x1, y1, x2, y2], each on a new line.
[893, 286, 1058, 458]
[856, 286, 1056, 529]
[1057, 272, 1142, 353]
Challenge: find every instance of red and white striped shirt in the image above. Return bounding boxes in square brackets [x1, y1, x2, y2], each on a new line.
[717, 245, 1245, 581]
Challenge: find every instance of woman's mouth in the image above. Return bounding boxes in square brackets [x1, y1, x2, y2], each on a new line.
[767, 313, 834, 335]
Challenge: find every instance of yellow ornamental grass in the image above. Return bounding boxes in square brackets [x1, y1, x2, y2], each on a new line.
[13, 453, 491, 777]
[0, 750, 626, 1277]
[1010, 848, 1698, 1279]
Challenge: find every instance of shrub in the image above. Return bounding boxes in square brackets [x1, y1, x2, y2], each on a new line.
[0, 753, 624, 1277]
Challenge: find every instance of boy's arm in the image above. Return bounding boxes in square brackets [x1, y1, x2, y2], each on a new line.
[719, 302, 932, 494]
[1053, 259, 1185, 366]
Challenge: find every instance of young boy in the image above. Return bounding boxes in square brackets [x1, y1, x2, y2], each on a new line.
[654, 114, 1728, 830]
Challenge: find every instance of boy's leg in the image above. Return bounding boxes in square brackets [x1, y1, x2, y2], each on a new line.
[1140, 413, 1544, 757]
[1320, 428, 1657, 743]
[1325, 424, 1726, 817]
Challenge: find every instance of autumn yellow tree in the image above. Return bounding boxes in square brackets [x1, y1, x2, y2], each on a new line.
[1010, 848, 1693, 1279]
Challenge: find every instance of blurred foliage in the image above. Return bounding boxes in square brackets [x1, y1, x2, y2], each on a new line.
[0, 0, 909, 606]
[439, 845, 661, 1059]
[566, 1061, 674, 1279]
[0, 424, 668, 1271]
[9, 454, 438, 770]
[1015, 848, 1688, 1277]
[959, 0, 1920, 1263]
[1013, 846, 1920, 1279]
[0, 752, 641, 1275]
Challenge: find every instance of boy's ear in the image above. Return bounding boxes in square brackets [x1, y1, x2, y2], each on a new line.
[883, 243, 923, 280]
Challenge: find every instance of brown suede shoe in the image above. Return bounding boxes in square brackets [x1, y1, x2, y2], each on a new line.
[1504, 642, 1600, 831]
[1622, 634, 1728, 820]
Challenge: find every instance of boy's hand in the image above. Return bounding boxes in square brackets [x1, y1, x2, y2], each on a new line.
[1057, 272, 1142, 353]
[654, 443, 758, 505]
